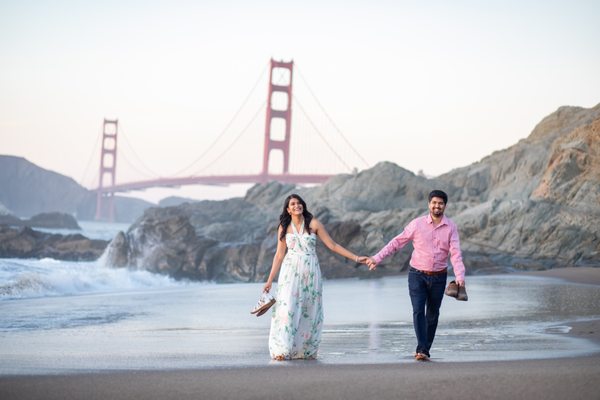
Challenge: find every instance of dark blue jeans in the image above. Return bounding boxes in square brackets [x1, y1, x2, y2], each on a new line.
[408, 267, 447, 356]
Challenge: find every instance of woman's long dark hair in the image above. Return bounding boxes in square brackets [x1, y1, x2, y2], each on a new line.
[279, 194, 313, 241]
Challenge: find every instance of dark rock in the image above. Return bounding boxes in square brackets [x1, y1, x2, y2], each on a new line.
[26, 212, 81, 229]
[0, 225, 108, 261]
[105, 200, 271, 282]
[0, 211, 81, 230]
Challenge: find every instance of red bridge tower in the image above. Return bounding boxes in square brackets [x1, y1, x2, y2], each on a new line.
[262, 59, 293, 179]
[95, 119, 118, 221]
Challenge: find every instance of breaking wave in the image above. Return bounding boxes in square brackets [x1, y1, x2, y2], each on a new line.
[0, 257, 187, 300]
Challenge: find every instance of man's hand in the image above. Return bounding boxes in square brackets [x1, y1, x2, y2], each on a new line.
[366, 257, 378, 271]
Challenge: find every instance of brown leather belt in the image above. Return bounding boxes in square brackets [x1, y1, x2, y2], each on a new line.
[410, 267, 447, 276]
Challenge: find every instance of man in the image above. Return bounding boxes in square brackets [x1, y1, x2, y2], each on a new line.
[366, 189, 466, 361]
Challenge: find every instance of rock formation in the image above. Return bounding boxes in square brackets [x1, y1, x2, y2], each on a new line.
[104, 103, 600, 281]
[0, 225, 108, 261]
[0, 212, 81, 230]
[438, 105, 600, 272]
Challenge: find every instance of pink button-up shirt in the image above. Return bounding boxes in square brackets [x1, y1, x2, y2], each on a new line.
[372, 214, 466, 282]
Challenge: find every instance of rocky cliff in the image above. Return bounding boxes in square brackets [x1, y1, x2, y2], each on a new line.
[104, 103, 600, 281]
[0, 156, 90, 218]
[0, 155, 153, 222]
[437, 105, 600, 271]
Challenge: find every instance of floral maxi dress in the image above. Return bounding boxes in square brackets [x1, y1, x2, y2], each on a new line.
[269, 222, 324, 360]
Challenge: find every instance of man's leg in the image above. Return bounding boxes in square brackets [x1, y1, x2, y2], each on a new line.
[408, 269, 428, 356]
[425, 273, 447, 353]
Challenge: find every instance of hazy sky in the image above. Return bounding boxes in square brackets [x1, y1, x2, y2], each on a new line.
[2, 0, 599, 203]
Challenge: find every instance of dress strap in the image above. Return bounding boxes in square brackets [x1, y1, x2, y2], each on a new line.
[291, 219, 305, 236]
[290, 219, 306, 251]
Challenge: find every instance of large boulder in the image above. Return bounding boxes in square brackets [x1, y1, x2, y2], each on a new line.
[105, 199, 275, 282]
[0, 225, 108, 261]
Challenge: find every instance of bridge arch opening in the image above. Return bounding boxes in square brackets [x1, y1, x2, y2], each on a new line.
[271, 67, 291, 86]
[268, 150, 285, 175]
[270, 91, 289, 111]
[269, 117, 287, 141]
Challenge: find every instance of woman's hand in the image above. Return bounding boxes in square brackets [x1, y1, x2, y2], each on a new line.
[263, 281, 272, 293]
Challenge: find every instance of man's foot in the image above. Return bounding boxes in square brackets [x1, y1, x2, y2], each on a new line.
[415, 352, 430, 361]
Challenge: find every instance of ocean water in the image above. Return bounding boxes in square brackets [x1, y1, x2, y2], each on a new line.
[0, 222, 599, 375]
[33, 220, 131, 241]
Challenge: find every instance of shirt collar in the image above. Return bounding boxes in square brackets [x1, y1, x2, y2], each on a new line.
[427, 213, 448, 226]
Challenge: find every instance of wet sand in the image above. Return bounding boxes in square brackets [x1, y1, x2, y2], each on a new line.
[1, 267, 599, 400]
[521, 266, 600, 344]
[521, 266, 600, 286]
[1, 355, 599, 400]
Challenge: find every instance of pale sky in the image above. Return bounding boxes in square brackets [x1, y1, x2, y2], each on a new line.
[1, 0, 599, 203]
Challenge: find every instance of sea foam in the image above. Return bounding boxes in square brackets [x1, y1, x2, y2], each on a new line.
[0, 257, 186, 300]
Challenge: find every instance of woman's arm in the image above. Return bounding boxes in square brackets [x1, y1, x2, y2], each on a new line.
[311, 218, 360, 262]
[263, 226, 287, 293]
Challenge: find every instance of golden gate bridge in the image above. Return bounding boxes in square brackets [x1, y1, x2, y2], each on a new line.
[91, 59, 368, 221]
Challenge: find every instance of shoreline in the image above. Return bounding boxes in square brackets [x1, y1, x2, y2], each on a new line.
[1, 267, 599, 400]
[517, 266, 600, 286]
[517, 266, 600, 344]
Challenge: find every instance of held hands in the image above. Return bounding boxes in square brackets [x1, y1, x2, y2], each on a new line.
[356, 256, 378, 271]
[365, 257, 377, 270]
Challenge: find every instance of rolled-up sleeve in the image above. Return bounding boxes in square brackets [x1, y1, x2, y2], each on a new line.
[449, 224, 466, 282]
[372, 220, 416, 264]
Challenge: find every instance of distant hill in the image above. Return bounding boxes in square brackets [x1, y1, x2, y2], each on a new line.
[104, 103, 600, 281]
[158, 196, 200, 207]
[0, 155, 153, 223]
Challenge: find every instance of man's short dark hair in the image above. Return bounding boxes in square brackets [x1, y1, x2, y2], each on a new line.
[428, 190, 448, 204]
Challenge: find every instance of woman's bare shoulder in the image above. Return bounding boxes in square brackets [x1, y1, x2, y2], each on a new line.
[309, 217, 323, 233]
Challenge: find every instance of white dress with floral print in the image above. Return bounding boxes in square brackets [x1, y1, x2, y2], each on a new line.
[269, 221, 323, 360]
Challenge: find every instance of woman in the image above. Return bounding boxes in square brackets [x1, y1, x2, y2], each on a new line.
[263, 194, 365, 361]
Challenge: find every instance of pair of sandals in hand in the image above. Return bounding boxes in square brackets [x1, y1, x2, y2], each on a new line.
[250, 291, 276, 317]
[445, 281, 468, 301]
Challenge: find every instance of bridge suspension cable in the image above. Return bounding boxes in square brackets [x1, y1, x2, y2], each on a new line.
[170, 61, 270, 177]
[119, 123, 163, 178]
[293, 94, 353, 172]
[295, 65, 369, 168]
[192, 100, 266, 175]
[79, 126, 103, 188]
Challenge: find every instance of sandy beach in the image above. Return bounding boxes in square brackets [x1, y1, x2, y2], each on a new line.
[1, 355, 599, 400]
[1, 267, 599, 400]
